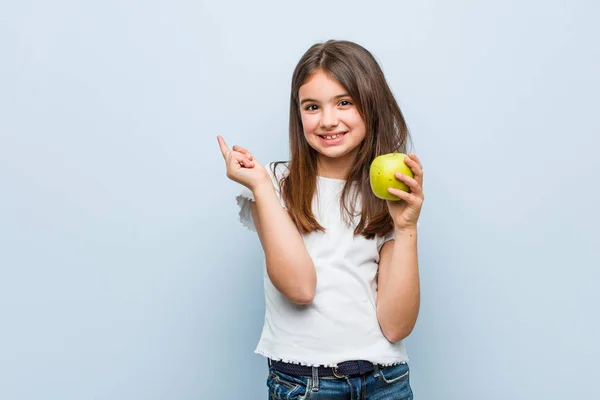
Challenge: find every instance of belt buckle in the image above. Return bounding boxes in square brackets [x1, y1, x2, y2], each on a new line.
[332, 365, 345, 378]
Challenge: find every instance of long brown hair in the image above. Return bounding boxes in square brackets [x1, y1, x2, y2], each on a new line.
[275, 40, 411, 240]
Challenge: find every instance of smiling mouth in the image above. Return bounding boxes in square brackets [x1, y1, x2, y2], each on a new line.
[318, 132, 347, 140]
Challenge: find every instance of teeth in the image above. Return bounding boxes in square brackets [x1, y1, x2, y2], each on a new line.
[323, 133, 343, 140]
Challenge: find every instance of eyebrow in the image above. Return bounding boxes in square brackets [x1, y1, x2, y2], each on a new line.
[300, 93, 350, 105]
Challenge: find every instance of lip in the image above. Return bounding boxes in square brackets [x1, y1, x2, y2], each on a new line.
[317, 131, 347, 146]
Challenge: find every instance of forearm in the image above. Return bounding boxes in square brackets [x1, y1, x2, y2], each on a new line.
[377, 227, 420, 342]
[252, 182, 316, 304]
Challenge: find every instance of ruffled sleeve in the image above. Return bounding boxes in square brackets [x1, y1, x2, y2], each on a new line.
[236, 185, 257, 231]
[235, 162, 288, 232]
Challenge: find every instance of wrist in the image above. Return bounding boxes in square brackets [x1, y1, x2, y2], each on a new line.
[394, 224, 418, 235]
[251, 179, 274, 196]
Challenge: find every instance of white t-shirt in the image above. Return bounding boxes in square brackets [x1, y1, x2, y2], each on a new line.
[236, 162, 409, 367]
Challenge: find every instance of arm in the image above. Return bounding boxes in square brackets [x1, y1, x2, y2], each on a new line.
[376, 152, 424, 342]
[250, 181, 317, 304]
[376, 228, 420, 343]
[216, 136, 316, 304]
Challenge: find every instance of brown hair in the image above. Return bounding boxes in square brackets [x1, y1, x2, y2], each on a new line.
[274, 39, 411, 239]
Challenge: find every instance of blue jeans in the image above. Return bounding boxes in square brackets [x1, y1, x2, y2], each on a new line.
[267, 363, 413, 399]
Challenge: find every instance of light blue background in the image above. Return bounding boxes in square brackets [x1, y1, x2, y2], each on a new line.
[1, 0, 599, 399]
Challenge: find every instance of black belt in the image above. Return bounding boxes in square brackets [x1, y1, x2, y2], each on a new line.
[270, 359, 375, 378]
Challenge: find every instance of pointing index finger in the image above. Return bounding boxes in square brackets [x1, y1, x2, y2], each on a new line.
[217, 136, 230, 160]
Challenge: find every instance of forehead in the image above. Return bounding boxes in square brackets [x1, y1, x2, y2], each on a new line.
[299, 70, 347, 98]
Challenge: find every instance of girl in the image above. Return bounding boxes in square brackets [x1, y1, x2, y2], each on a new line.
[217, 40, 424, 400]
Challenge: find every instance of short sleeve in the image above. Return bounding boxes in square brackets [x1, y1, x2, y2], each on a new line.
[376, 221, 421, 252]
[377, 229, 396, 252]
[383, 229, 395, 245]
[235, 162, 288, 232]
[236, 185, 256, 231]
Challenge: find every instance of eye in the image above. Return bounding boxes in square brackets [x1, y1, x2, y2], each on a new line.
[305, 104, 319, 111]
[339, 100, 352, 107]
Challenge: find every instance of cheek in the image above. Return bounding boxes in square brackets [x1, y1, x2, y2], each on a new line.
[300, 113, 319, 133]
[348, 110, 365, 128]
[348, 114, 366, 137]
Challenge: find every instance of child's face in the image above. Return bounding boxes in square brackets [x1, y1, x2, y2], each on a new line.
[298, 70, 366, 163]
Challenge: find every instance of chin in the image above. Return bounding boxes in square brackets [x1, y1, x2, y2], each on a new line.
[315, 145, 357, 160]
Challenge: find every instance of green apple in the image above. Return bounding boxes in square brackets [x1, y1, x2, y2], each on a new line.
[369, 152, 414, 201]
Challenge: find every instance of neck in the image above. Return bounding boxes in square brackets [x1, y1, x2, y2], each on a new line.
[317, 152, 358, 180]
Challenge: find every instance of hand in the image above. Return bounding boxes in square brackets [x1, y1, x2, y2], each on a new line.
[386, 152, 425, 231]
[217, 136, 270, 191]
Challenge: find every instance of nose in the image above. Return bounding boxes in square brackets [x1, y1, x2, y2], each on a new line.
[320, 107, 339, 130]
